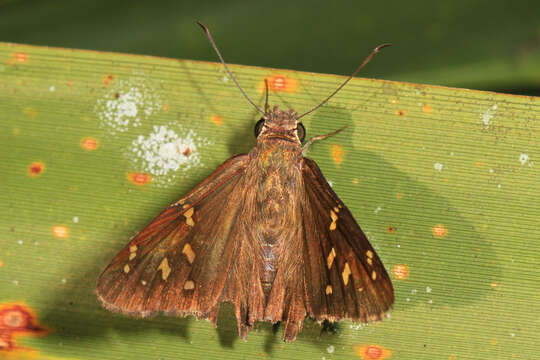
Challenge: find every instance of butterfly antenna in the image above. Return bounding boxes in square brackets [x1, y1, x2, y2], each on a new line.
[264, 78, 270, 112]
[297, 43, 391, 120]
[197, 21, 265, 115]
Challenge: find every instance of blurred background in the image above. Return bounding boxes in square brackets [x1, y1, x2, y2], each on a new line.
[1, 0, 539, 95]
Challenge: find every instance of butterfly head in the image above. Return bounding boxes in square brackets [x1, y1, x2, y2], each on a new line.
[254, 105, 306, 144]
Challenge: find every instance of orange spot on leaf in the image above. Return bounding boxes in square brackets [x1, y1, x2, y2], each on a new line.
[397, 109, 407, 116]
[422, 104, 432, 113]
[330, 144, 345, 165]
[387, 226, 396, 233]
[0, 303, 48, 352]
[211, 115, 223, 126]
[28, 162, 45, 177]
[432, 224, 448, 238]
[392, 264, 410, 280]
[80, 137, 99, 151]
[13, 53, 28, 63]
[127, 172, 152, 186]
[354, 344, 391, 359]
[262, 75, 298, 93]
[23, 108, 37, 118]
[476, 161, 483, 167]
[52, 226, 69, 239]
[396, 192, 403, 200]
[102, 74, 114, 85]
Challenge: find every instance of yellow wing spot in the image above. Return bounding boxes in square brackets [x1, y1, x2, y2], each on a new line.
[182, 243, 196, 264]
[371, 270, 377, 280]
[342, 262, 352, 286]
[366, 250, 374, 259]
[129, 244, 137, 260]
[333, 206, 339, 213]
[329, 209, 338, 231]
[184, 207, 194, 218]
[123, 264, 130, 273]
[367, 258, 373, 266]
[326, 248, 336, 269]
[184, 206, 195, 227]
[184, 280, 195, 290]
[325, 285, 333, 295]
[158, 258, 171, 281]
[141, 280, 147, 286]
[357, 286, 364, 292]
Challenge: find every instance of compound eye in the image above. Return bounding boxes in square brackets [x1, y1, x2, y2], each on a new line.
[297, 122, 306, 142]
[254, 118, 265, 138]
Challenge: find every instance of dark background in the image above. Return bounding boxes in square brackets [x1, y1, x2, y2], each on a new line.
[1, 0, 539, 95]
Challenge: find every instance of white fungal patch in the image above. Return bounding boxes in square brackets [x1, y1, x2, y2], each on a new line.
[434, 162, 443, 172]
[519, 153, 533, 167]
[128, 124, 211, 187]
[481, 104, 498, 126]
[326, 345, 335, 354]
[95, 77, 162, 135]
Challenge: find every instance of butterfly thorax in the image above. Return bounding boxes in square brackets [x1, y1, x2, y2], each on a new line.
[247, 110, 304, 296]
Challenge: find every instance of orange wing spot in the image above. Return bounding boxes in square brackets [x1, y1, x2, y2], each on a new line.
[392, 264, 410, 280]
[397, 109, 407, 116]
[14, 52, 28, 63]
[422, 104, 432, 113]
[331, 144, 345, 165]
[0, 303, 48, 351]
[353, 344, 391, 359]
[52, 225, 69, 238]
[28, 162, 45, 177]
[211, 115, 223, 126]
[432, 224, 448, 238]
[127, 172, 152, 185]
[262, 75, 299, 93]
[102, 74, 115, 85]
[80, 137, 99, 151]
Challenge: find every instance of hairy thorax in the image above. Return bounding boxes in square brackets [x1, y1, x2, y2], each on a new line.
[247, 140, 303, 296]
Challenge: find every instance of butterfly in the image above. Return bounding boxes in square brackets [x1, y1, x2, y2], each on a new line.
[95, 22, 394, 342]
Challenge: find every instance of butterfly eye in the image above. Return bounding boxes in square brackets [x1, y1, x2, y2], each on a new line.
[254, 118, 265, 138]
[297, 122, 306, 142]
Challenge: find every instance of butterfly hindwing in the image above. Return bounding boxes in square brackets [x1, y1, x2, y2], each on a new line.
[301, 157, 394, 323]
[96, 154, 266, 329]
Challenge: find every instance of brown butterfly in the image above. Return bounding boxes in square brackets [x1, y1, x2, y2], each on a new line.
[96, 22, 394, 342]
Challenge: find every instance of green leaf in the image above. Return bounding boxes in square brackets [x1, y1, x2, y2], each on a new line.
[1, 42, 538, 359]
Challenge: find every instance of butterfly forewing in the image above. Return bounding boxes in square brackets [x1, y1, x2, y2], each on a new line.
[301, 158, 394, 322]
[96, 154, 262, 320]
